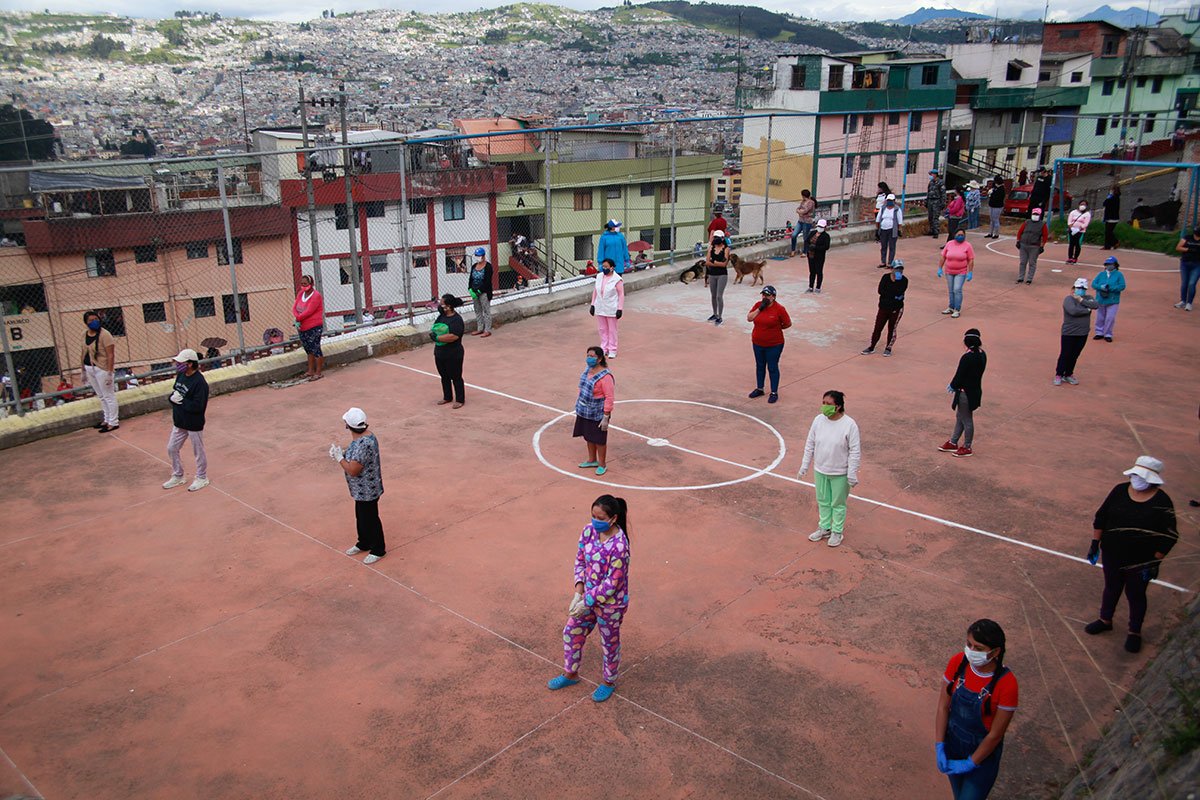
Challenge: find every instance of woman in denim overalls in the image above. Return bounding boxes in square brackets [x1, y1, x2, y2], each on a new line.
[934, 619, 1018, 800]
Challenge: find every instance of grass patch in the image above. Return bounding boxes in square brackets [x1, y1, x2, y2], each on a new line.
[1049, 218, 1184, 257]
[1163, 676, 1200, 759]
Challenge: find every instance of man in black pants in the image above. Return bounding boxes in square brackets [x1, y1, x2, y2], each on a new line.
[332, 407, 386, 565]
[1102, 187, 1121, 250]
[1028, 166, 1052, 215]
[431, 294, 466, 408]
[861, 259, 908, 357]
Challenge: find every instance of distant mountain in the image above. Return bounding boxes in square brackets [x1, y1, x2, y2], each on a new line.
[888, 7, 991, 24]
[641, 1, 863, 53]
[1075, 5, 1160, 27]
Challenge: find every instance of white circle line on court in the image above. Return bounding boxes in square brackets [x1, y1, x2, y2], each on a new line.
[980, 235, 1177, 273]
[532, 398, 787, 492]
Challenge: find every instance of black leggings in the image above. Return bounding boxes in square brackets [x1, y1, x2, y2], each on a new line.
[1100, 557, 1149, 633]
[808, 251, 826, 289]
[435, 344, 465, 403]
[1104, 221, 1118, 249]
[1055, 335, 1087, 377]
[1068, 231, 1084, 260]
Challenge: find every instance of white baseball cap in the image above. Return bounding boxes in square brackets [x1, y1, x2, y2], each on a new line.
[816, 219, 828, 229]
[1073, 277, 1088, 289]
[173, 348, 199, 362]
[1123, 455, 1164, 485]
[886, 193, 896, 200]
[342, 407, 368, 429]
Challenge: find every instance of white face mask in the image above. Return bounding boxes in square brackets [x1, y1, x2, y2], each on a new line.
[1130, 474, 1152, 491]
[964, 646, 993, 667]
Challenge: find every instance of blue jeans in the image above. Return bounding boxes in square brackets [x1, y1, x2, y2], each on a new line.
[793, 222, 812, 254]
[946, 273, 967, 311]
[1181, 260, 1200, 304]
[967, 208, 980, 230]
[753, 343, 784, 393]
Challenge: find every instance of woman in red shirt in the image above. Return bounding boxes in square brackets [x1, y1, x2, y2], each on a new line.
[934, 619, 1018, 800]
[746, 285, 791, 404]
[292, 275, 325, 380]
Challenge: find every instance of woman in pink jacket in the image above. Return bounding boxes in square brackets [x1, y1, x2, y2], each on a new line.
[944, 190, 967, 242]
[938, 231, 976, 319]
[292, 274, 325, 380]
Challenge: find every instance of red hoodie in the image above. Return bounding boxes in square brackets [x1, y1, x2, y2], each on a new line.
[293, 288, 325, 332]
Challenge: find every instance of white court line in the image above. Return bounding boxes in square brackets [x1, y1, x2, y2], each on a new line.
[379, 359, 1191, 594]
[109, 418, 827, 799]
[0, 743, 43, 799]
[979, 234, 1176, 272]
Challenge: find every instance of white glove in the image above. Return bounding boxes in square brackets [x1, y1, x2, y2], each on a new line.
[329, 443, 344, 462]
[797, 467, 808, 479]
[568, 592, 587, 618]
[599, 415, 610, 432]
[169, 391, 183, 404]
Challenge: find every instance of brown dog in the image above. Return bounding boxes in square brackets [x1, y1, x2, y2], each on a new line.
[732, 254, 766, 286]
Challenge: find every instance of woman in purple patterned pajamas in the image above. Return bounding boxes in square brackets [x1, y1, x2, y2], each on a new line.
[547, 494, 630, 703]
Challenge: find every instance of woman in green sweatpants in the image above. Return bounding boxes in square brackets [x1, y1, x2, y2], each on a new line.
[798, 390, 862, 548]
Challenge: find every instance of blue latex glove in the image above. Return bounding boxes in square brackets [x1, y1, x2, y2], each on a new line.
[947, 384, 955, 394]
[966, 271, 973, 282]
[937, 268, 944, 278]
[1087, 540, 1100, 565]
[935, 743, 949, 774]
[946, 758, 977, 775]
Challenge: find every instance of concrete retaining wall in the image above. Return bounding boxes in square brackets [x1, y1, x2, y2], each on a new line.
[0, 219, 925, 451]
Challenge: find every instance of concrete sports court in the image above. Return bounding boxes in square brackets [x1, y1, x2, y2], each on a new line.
[2, 230, 1196, 799]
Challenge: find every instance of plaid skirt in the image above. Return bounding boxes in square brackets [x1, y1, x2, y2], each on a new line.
[299, 325, 324, 357]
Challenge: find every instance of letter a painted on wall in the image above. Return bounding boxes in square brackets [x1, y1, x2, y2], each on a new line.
[516, 196, 526, 208]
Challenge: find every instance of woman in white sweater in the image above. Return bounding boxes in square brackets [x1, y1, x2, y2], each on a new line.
[1066, 201, 1091, 265]
[798, 390, 861, 547]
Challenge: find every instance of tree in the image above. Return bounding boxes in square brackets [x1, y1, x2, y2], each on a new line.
[88, 34, 124, 59]
[0, 105, 57, 161]
[119, 127, 156, 158]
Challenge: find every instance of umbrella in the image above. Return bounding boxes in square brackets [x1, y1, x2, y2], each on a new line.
[628, 240, 653, 252]
[262, 328, 285, 345]
[201, 337, 228, 348]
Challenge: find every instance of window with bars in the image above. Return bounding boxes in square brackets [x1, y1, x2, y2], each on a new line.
[133, 245, 157, 263]
[885, 153, 897, 168]
[606, 186, 621, 199]
[640, 183, 655, 197]
[364, 201, 386, 218]
[574, 234, 593, 260]
[185, 242, 208, 259]
[142, 302, 166, 323]
[335, 203, 352, 230]
[95, 306, 126, 336]
[222, 293, 250, 324]
[443, 196, 465, 221]
[86, 249, 116, 277]
[658, 185, 674, 203]
[790, 64, 806, 89]
[828, 65, 844, 90]
[216, 238, 243, 265]
[408, 198, 428, 215]
[193, 297, 216, 318]
[909, 113, 923, 132]
[369, 254, 389, 273]
[921, 65, 938, 85]
[573, 190, 593, 211]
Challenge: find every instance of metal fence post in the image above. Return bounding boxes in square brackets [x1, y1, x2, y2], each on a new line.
[900, 112, 912, 211]
[397, 142, 414, 323]
[839, 116, 850, 223]
[298, 82, 324, 296]
[1037, 114, 1047, 167]
[761, 114, 773, 239]
[543, 131, 554, 292]
[0, 317, 21, 417]
[339, 83, 363, 324]
[669, 120, 677, 266]
[216, 163, 248, 360]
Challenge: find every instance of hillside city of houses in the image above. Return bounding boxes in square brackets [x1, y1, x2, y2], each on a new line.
[0, 4, 1197, 407]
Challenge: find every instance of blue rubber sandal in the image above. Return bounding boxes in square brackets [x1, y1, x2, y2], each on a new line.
[595, 466, 607, 476]
[592, 684, 615, 702]
[578, 461, 599, 469]
[547, 675, 580, 690]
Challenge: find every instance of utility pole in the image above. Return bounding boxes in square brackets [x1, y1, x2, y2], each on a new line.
[298, 83, 324, 296]
[216, 163, 248, 360]
[339, 81, 363, 324]
[735, 12, 743, 112]
[762, 114, 773, 238]
[669, 120, 677, 266]
[238, 71, 250, 151]
[9, 93, 30, 162]
[1118, 29, 1142, 157]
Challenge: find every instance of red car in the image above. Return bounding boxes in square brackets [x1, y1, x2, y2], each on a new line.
[1006, 185, 1072, 217]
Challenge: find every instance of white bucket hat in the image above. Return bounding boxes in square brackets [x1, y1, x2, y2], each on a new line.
[1123, 455, 1164, 485]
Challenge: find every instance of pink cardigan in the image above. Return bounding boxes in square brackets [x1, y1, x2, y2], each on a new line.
[293, 289, 324, 331]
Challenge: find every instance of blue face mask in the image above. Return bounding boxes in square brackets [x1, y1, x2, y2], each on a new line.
[87, 319, 101, 331]
[894, 270, 903, 278]
[886, 200, 895, 207]
[591, 518, 612, 533]
[586, 356, 598, 367]
[955, 235, 965, 243]
[1075, 288, 1086, 296]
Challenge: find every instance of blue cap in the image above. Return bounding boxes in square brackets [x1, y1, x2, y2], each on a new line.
[474, 247, 486, 257]
[761, 285, 777, 296]
[1104, 256, 1119, 266]
[605, 219, 618, 229]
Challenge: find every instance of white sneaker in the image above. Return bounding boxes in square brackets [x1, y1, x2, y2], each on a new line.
[187, 477, 210, 492]
[345, 546, 363, 556]
[1188, 303, 1194, 312]
[808, 528, 831, 542]
[951, 310, 961, 318]
[940, 308, 954, 315]
[363, 554, 384, 565]
[162, 475, 187, 489]
[828, 531, 844, 547]
[1175, 301, 1187, 308]
[606, 352, 617, 358]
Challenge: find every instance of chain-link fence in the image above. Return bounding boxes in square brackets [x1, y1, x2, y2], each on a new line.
[11, 107, 1181, 418]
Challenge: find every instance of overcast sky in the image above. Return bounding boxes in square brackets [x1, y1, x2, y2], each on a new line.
[0, 0, 1163, 25]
